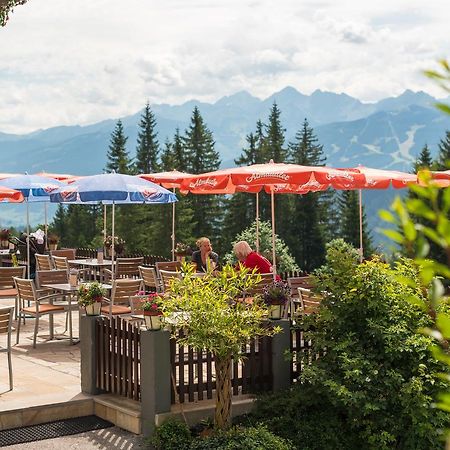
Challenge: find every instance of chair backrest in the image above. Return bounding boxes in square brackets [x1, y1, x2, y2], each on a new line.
[52, 255, 69, 271]
[139, 266, 160, 291]
[13, 277, 38, 303]
[0, 266, 26, 289]
[246, 273, 274, 296]
[129, 295, 148, 314]
[159, 270, 183, 292]
[110, 278, 143, 306]
[155, 261, 181, 275]
[0, 306, 14, 336]
[50, 248, 76, 260]
[298, 287, 321, 315]
[35, 254, 53, 271]
[115, 257, 144, 279]
[35, 269, 68, 288]
[288, 276, 314, 299]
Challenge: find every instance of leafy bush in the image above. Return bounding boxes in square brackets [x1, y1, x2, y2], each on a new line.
[149, 418, 192, 450]
[248, 241, 449, 449]
[189, 425, 292, 450]
[223, 220, 299, 273]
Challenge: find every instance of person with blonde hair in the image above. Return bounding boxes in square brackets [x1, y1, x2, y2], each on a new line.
[191, 237, 219, 272]
[233, 240, 276, 276]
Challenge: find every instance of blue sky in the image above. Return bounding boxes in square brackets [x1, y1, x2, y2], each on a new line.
[0, 0, 449, 133]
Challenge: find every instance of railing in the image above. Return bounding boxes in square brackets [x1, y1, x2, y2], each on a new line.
[76, 247, 169, 266]
[170, 329, 273, 404]
[94, 317, 317, 403]
[96, 316, 141, 401]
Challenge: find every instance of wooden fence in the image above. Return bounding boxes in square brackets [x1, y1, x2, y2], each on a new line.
[170, 329, 273, 404]
[95, 316, 315, 403]
[96, 316, 141, 401]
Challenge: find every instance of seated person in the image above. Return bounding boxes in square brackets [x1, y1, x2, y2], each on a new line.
[233, 240, 280, 279]
[191, 237, 219, 272]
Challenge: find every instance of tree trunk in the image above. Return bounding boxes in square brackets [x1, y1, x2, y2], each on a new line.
[214, 354, 232, 429]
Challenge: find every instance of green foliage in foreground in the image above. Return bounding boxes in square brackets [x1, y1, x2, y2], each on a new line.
[247, 241, 449, 449]
[148, 418, 292, 450]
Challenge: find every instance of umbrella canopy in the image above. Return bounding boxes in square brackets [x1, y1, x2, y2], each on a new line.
[35, 172, 82, 183]
[0, 173, 21, 180]
[181, 161, 366, 277]
[418, 169, 450, 187]
[50, 173, 177, 204]
[0, 174, 64, 276]
[50, 173, 177, 277]
[138, 170, 193, 259]
[0, 186, 24, 202]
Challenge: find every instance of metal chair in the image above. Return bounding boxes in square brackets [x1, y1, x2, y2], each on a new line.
[50, 248, 76, 260]
[35, 253, 53, 271]
[14, 277, 70, 347]
[0, 306, 14, 391]
[298, 287, 321, 315]
[0, 266, 26, 321]
[245, 273, 274, 297]
[52, 255, 89, 281]
[139, 266, 161, 292]
[287, 276, 314, 300]
[100, 278, 143, 317]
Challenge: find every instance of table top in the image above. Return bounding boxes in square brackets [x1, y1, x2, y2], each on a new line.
[42, 282, 112, 292]
[68, 258, 113, 267]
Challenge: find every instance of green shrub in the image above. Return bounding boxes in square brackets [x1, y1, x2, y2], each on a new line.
[248, 241, 449, 450]
[189, 425, 292, 450]
[148, 418, 192, 450]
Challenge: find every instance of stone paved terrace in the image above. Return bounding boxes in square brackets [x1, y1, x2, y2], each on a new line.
[0, 297, 83, 413]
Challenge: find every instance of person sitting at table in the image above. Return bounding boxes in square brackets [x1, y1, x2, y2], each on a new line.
[233, 240, 280, 279]
[191, 237, 219, 272]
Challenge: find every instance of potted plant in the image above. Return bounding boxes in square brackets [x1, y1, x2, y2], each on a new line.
[104, 235, 125, 257]
[78, 282, 106, 316]
[263, 280, 291, 319]
[142, 293, 163, 330]
[47, 233, 59, 250]
[174, 242, 191, 261]
[0, 229, 10, 248]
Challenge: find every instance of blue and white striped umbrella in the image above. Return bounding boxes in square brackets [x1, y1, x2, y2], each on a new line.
[49, 172, 177, 204]
[50, 173, 177, 277]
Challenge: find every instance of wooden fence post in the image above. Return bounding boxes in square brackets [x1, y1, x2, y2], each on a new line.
[80, 315, 100, 395]
[271, 319, 291, 392]
[140, 328, 172, 437]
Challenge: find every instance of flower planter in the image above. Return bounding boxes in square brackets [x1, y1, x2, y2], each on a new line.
[144, 310, 163, 330]
[84, 301, 102, 316]
[268, 304, 283, 320]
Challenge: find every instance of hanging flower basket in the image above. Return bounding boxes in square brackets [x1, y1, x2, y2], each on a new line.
[263, 280, 291, 320]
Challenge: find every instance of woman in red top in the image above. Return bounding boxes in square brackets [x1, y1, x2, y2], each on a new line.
[233, 240, 278, 276]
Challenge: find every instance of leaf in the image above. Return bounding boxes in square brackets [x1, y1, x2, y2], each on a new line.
[381, 229, 404, 244]
[379, 210, 398, 224]
[436, 312, 450, 339]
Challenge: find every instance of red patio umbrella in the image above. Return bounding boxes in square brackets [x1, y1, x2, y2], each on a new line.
[418, 169, 450, 187]
[181, 161, 366, 277]
[138, 170, 194, 260]
[0, 186, 24, 202]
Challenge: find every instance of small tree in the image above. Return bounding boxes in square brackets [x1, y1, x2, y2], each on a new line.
[163, 264, 280, 429]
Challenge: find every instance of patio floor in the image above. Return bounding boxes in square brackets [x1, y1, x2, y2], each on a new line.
[0, 297, 83, 412]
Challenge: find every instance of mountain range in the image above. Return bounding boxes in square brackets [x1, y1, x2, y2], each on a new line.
[0, 87, 449, 244]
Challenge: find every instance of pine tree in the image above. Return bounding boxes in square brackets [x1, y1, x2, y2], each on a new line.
[265, 103, 287, 163]
[286, 119, 329, 270]
[134, 103, 160, 174]
[172, 128, 188, 172]
[160, 139, 174, 171]
[435, 130, 450, 170]
[106, 119, 131, 174]
[338, 190, 373, 257]
[222, 132, 260, 246]
[182, 107, 222, 243]
[414, 144, 433, 172]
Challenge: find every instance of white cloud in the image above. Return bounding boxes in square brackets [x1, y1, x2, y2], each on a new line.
[0, 0, 449, 133]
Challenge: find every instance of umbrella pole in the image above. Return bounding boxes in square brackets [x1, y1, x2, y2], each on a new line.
[270, 188, 276, 280]
[111, 202, 115, 280]
[172, 188, 176, 261]
[26, 198, 30, 278]
[44, 202, 48, 251]
[359, 189, 363, 263]
[103, 204, 107, 249]
[255, 192, 259, 253]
